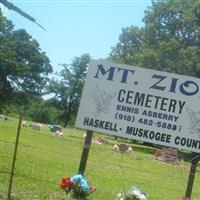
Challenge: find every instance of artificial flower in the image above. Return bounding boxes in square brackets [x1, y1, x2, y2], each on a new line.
[60, 176, 74, 189]
[60, 174, 96, 198]
[116, 186, 147, 200]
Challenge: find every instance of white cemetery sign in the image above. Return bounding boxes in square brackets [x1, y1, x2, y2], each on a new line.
[76, 60, 200, 153]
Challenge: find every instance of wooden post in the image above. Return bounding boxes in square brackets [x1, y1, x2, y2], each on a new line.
[7, 109, 23, 199]
[78, 130, 93, 175]
[185, 154, 200, 199]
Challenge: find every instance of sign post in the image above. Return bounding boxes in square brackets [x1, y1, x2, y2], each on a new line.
[7, 107, 23, 199]
[185, 154, 200, 199]
[78, 130, 93, 175]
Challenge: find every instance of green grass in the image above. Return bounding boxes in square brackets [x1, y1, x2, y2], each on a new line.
[0, 117, 200, 200]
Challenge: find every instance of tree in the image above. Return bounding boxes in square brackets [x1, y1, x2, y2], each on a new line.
[26, 100, 61, 124]
[49, 54, 90, 127]
[0, 9, 52, 111]
[110, 26, 145, 66]
[110, 0, 200, 77]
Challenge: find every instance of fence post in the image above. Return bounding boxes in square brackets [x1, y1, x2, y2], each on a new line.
[7, 108, 23, 199]
[185, 154, 200, 199]
[78, 130, 93, 175]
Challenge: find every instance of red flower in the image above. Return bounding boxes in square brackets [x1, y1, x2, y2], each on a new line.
[67, 180, 75, 188]
[60, 177, 75, 190]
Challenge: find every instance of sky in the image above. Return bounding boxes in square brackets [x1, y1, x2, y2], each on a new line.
[1, 0, 152, 73]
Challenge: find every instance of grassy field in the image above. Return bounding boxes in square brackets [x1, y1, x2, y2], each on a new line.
[0, 117, 200, 200]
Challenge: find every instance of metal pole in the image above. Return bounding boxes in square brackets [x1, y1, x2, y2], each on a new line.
[78, 130, 93, 175]
[185, 154, 200, 199]
[7, 109, 23, 199]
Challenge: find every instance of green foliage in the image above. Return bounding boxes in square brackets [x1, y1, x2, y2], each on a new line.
[1, 103, 22, 118]
[25, 101, 61, 124]
[49, 54, 90, 127]
[0, 9, 52, 110]
[110, 0, 200, 77]
[110, 26, 144, 66]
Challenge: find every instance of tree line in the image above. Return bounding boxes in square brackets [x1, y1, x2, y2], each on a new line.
[1, 0, 200, 126]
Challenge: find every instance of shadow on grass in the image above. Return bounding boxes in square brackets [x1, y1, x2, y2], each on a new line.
[131, 143, 198, 164]
[110, 137, 156, 156]
[131, 144, 156, 155]
[181, 152, 200, 163]
[107, 136, 199, 164]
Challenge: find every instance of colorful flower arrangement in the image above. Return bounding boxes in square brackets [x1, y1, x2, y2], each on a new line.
[116, 187, 147, 200]
[60, 174, 96, 198]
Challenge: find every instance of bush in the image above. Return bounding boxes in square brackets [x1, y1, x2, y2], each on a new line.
[26, 102, 61, 124]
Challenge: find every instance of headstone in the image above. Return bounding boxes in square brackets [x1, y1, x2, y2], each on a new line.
[51, 125, 62, 132]
[114, 144, 132, 154]
[155, 148, 180, 163]
[32, 123, 42, 131]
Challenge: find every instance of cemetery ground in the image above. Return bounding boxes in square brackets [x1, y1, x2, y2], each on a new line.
[0, 118, 200, 200]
